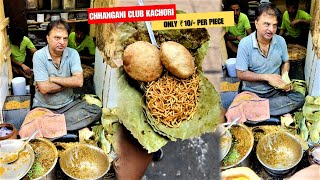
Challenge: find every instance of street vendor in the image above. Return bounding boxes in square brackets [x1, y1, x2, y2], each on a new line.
[224, 0, 252, 58]
[68, 22, 95, 64]
[32, 20, 101, 130]
[8, 27, 37, 79]
[279, 0, 311, 47]
[236, 3, 305, 116]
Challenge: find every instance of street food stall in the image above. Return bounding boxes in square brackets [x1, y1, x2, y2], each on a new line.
[0, 0, 223, 179]
[220, 0, 320, 179]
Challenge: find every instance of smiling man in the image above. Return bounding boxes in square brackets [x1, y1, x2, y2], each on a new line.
[32, 20, 101, 131]
[235, 3, 304, 116]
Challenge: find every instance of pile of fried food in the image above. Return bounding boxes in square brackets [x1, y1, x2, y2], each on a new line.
[4, 100, 30, 110]
[123, 41, 199, 128]
[287, 44, 307, 61]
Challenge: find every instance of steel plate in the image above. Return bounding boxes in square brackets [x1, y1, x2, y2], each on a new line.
[0, 139, 35, 179]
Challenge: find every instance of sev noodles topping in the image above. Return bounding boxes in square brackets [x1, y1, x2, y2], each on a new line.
[145, 72, 200, 128]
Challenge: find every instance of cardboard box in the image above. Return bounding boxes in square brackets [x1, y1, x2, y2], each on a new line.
[2, 95, 31, 130]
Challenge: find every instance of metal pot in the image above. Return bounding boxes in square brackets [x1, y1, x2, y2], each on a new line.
[0, 123, 18, 140]
[30, 138, 58, 180]
[59, 144, 111, 180]
[256, 131, 303, 175]
[221, 123, 254, 170]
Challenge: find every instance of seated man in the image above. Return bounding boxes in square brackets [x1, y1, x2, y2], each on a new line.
[279, 0, 311, 47]
[68, 22, 95, 64]
[8, 27, 37, 79]
[236, 3, 304, 116]
[225, 0, 252, 58]
[32, 20, 101, 131]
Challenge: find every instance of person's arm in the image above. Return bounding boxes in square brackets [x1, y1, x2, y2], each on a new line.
[11, 57, 32, 75]
[36, 72, 83, 94]
[279, 29, 285, 36]
[281, 61, 290, 75]
[30, 48, 37, 55]
[25, 37, 37, 55]
[291, 10, 312, 27]
[246, 28, 252, 35]
[36, 81, 65, 94]
[291, 19, 311, 27]
[289, 165, 320, 180]
[49, 72, 83, 88]
[237, 70, 284, 88]
[244, 15, 252, 35]
[225, 33, 242, 41]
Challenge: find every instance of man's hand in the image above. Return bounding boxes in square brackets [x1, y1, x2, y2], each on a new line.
[290, 20, 300, 27]
[266, 74, 287, 89]
[21, 64, 32, 76]
[236, 36, 243, 41]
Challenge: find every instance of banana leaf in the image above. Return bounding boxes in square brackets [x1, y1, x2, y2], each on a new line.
[292, 80, 307, 96]
[143, 70, 222, 140]
[113, 17, 219, 151]
[302, 101, 320, 123]
[114, 70, 168, 153]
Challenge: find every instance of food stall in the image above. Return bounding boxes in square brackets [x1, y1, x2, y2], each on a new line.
[1, 0, 224, 179]
[220, 0, 320, 179]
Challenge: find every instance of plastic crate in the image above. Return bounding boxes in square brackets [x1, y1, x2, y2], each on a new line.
[2, 95, 31, 130]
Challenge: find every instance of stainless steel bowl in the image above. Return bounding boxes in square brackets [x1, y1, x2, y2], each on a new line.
[29, 138, 58, 180]
[59, 144, 111, 180]
[221, 123, 254, 170]
[256, 131, 303, 175]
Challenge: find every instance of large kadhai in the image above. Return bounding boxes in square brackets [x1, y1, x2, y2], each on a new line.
[114, 21, 222, 152]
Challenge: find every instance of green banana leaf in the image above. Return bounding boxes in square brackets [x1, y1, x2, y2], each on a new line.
[302, 101, 320, 123]
[115, 70, 168, 153]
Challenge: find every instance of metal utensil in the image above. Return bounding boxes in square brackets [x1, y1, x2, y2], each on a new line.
[4, 130, 38, 164]
[220, 117, 240, 136]
[138, 0, 160, 48]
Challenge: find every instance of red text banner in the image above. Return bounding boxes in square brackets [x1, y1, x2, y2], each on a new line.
[88, 4, 176, 24]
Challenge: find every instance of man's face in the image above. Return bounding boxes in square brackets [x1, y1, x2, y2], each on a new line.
[255, 12, 277, 40]
[46, 27, 68, 53]
[287, 5, 297, 18]
[230, 4, 240, 21]
[75, 30, 85, 43]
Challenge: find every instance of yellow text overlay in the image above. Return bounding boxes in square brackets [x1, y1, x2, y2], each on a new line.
[151, 11, 234, 30]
